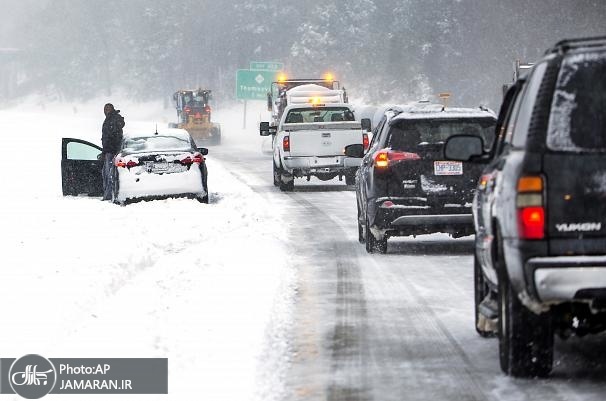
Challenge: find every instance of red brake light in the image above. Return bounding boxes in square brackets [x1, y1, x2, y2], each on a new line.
[181, 156, 193, 165]
[193, 153, 204, 164]
[373, 149, 420, 169]
[516, 176, 545, 239]
[283, 135, 290, 152]
[363, 133, 369, 150]
[204, 106, 211, 113]
[518, 207, 545, 239]
[115, 158, 138, 168]
[184, 106, 191, 114]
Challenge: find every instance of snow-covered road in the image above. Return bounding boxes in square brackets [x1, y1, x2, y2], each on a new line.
[212, 139, 606, 401]
[1, 100, 605, 401]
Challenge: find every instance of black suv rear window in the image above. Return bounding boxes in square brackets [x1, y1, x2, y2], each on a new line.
[548, 51, 606, 152]
[388, 118, 496, 151]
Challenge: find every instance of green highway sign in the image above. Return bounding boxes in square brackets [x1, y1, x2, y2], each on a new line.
[250, 61, 284, 71]
[236, 69, 277, 101]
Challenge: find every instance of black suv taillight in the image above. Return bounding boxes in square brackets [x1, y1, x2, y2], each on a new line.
[516, 176, 545, 239]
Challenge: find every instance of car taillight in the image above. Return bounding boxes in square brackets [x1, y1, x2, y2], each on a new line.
[115, 158, 138, 168]
[184, 106, 191, 114]
[373, 149, 420, 169]
[517, 175, 545, 239]
[283, 135, 290, 152]
[363, 133, 369, 150]
[181, 153, 203, 165]
[204, 106, 211, 113]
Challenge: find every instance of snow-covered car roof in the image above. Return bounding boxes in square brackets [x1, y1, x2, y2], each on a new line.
[389, 102, 496, 122]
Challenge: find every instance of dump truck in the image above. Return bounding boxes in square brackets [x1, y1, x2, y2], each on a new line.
[171, 89, 221, 145]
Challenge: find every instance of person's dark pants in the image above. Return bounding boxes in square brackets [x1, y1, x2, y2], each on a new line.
[102, 153, 115, 200]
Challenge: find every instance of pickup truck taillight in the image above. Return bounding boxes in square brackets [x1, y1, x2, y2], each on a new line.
[517, 176, 545, 239]
[373, 149, 420, 169]
[283, 135, 290, 152]
[363, 133, 369, 150]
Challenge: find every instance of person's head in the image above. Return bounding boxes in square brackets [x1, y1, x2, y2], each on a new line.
[104, 103, 115, 116]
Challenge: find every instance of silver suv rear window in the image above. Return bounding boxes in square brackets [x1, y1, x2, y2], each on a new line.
[547, 51, 606, 152]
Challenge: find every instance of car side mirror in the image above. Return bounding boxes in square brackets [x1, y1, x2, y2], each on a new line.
[197, 147, 209, 155]
[260, 121, 271, 136]
[361, 118, 372, 132]
[344, 144, 365, 158]
[444, 135, 484, 162]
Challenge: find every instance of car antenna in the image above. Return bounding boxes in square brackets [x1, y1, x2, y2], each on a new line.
[155, 124, 158, 135]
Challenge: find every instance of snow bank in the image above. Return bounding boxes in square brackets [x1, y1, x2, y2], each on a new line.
[0, 97, 295, 401]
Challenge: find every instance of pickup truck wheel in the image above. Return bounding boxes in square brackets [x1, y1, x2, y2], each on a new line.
[272, 161, 280, 187]
[345, 173, 356, 186]
[365, 216, 387, 254]
[279, 174, 294, 192]
[497, 243, 553, 377]
[474, 253, 496, 338]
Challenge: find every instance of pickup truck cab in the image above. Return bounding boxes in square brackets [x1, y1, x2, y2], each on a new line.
[260, 103, 370, 191]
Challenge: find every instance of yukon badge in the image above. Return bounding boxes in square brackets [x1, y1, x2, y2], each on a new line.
[555, 222, 602, 232]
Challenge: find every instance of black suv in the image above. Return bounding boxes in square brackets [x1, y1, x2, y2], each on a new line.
[445, 36, 606, 378]
[347, 103, 496, 253]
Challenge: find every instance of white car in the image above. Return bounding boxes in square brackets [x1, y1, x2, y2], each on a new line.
[61, 129, 209, 205]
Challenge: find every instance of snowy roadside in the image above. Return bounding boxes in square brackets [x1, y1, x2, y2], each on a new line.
[0, 100, 295, 401]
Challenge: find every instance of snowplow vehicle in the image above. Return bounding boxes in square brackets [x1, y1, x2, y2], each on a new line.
[171, 89, 221, 145]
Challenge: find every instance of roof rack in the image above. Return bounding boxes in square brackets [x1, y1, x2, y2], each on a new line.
[546, 36, 606, 54]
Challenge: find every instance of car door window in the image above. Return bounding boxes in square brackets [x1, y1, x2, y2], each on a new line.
[67, 141, 101, 161]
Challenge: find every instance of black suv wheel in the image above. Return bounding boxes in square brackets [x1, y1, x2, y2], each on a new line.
[497, 243, 553, 377]
[474, 253, 496, 338]
[365, 216, 387, 254]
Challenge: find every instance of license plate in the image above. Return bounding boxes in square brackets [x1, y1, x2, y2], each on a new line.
[153, 162, 169, 171]
[434, 161, 463, 176]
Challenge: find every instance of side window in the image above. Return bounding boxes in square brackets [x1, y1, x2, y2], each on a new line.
[369, 115, 387, 150]
[504, 89, 524, 144]
[67, 141, 101, 161]
[512, 62, 548, 148]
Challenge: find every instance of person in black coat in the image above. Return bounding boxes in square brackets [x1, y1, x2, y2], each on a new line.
[101, 103, 125, 201]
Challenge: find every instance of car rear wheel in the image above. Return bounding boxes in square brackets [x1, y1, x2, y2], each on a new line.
[497, 240, 553, 377]
[345, 173, 356, 186]
[365, 216, 387, 254]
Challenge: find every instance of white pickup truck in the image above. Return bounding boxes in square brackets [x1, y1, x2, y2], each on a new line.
[260, 103, 371, 191]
